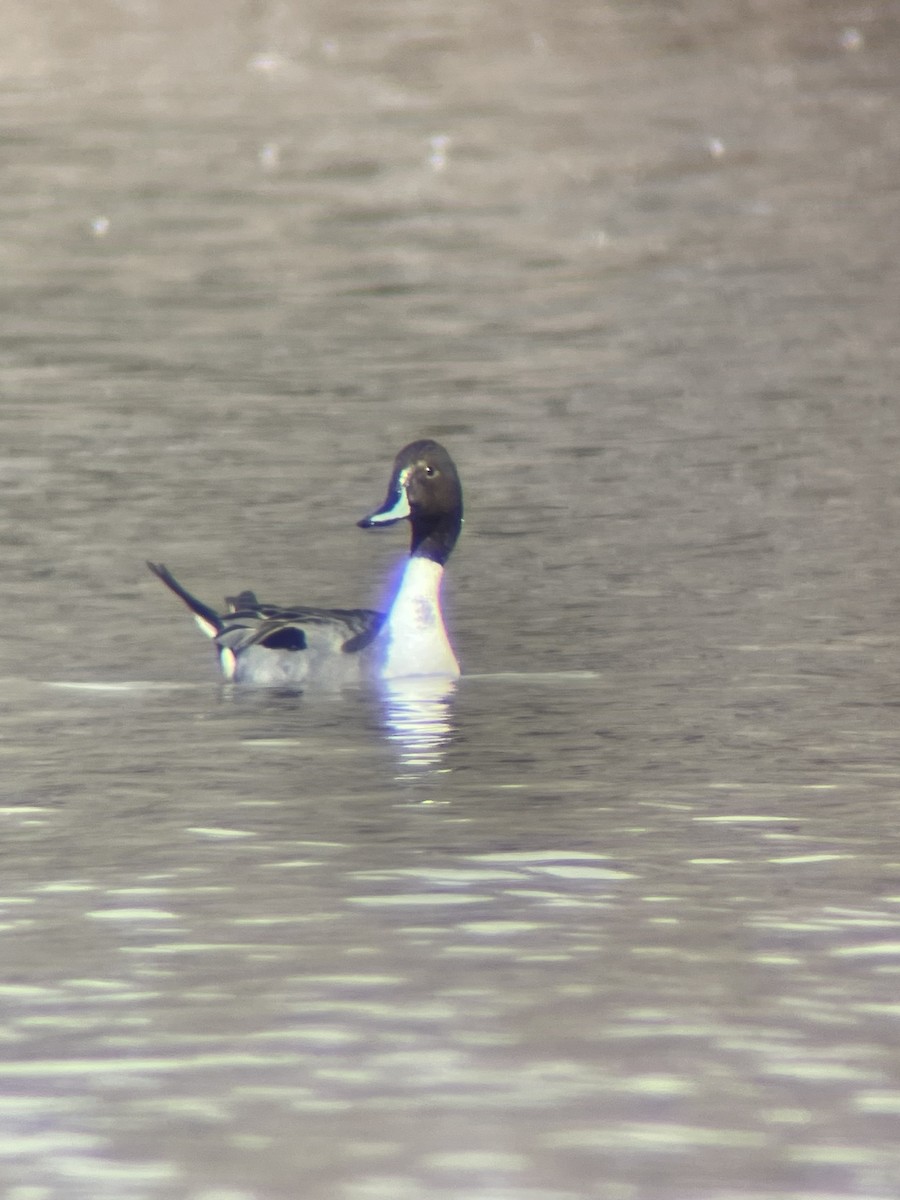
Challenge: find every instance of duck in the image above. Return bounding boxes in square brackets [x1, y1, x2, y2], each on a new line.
[147, 439, 462, 686]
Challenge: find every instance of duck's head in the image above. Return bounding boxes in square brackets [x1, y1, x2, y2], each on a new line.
[358, 440, 463, 565]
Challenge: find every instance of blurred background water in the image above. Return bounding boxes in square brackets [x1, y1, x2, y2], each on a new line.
[1, 1, 900, 1197]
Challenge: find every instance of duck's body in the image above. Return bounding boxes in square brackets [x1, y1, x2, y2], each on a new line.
[148, 440, 462, 687]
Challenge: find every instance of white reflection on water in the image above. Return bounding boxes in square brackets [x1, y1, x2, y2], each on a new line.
[378, 677, 457, 779]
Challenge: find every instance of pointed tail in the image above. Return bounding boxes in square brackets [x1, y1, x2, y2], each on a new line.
[146, 561, 224, 639]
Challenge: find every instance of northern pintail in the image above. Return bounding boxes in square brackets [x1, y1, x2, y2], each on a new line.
[147, 439, 462, 686]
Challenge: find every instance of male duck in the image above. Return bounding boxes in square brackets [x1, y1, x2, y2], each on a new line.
[147, 439, 462, 686]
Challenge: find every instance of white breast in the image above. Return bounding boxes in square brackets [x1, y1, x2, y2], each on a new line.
[380, 557, 460, 679]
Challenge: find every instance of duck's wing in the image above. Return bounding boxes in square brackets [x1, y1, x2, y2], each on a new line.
[149, 562, 385, 655]
[217, 603, 386, 657]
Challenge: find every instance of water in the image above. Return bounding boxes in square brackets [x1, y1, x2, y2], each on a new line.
[2, 0, 900, 1196]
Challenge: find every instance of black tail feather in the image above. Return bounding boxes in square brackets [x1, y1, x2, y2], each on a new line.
[146, 561, 224, 636]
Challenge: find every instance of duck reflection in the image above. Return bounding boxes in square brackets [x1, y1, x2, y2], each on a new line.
[378, 676, 458, 777]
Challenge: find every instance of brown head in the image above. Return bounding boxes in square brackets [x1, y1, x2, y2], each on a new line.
[358, 440, 463, 565]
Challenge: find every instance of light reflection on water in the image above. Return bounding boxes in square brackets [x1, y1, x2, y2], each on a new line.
[379, 676, 458, 780]
[2, 780, 900, 1200]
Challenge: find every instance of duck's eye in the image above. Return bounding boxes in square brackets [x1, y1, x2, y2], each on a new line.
[423, 464, 437, 477]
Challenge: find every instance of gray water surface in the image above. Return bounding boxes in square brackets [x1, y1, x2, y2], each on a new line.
[2, 1, 900, 1198]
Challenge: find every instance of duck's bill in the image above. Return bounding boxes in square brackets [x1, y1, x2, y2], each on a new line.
[358, 484, 411, 528]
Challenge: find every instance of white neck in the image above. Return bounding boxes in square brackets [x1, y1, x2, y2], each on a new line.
[380, 557, 460, 679]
